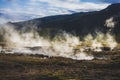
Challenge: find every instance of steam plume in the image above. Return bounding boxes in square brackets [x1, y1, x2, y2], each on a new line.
[0, 24, 117, 60]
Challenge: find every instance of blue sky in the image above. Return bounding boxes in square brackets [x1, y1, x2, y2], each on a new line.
[0, 0, 120, 23]
[81, 0, 120, 3]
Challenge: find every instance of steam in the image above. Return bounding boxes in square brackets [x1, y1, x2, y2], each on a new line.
[105, 17, 117, 32]
[83, 33, 117, 51]
[0, 24, 117, 60]
[5, 29, 51, 48]
[105, 17, 116, 28]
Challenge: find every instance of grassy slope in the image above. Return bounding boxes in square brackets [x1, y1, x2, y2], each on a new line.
[0, 51, 120, 80]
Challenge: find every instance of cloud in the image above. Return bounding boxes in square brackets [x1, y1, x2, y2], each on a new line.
[28, 0, 109, 16]
[30, 0, 109, 10]
[0, 0, 110, 22]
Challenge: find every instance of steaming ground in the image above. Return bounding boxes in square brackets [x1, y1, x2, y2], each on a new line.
[0, 24, 118, 60]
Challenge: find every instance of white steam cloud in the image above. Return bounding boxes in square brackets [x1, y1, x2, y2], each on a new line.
[0, 24, 117, 60]
[105, 17, 116, 28]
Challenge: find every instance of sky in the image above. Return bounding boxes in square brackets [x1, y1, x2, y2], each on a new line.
[0, 0, 120, 22]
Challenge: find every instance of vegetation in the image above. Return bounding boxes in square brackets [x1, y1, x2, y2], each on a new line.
[0, 51, 120, 80]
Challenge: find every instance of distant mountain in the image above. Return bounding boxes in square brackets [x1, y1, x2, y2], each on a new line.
[9, 3, 120, 41]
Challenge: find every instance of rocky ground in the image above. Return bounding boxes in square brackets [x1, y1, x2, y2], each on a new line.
[0, 50, 120, 80]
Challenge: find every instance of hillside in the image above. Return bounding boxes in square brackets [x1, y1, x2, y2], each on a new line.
[9, 3, 120, 41]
